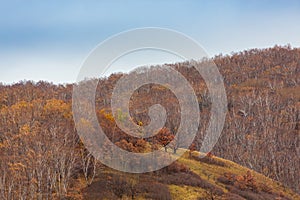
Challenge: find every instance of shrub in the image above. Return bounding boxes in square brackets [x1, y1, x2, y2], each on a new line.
[162, 161, 190, 174]
[136, 182, 171, 200]
[217, 175, 234, 185]
[108, 175, 130, 198]
[229, 186, 264, 200]
[217, 171, 258, 192]
[197, 188, 224, 200]
[259, 182, 273, 193]
[235, 171, 258, 192]
[192, 155, 226, 167]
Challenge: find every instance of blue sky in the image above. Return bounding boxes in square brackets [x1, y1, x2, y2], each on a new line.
[1, 0, 300, 84]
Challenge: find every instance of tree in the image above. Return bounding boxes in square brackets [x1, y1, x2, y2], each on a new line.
[154, 127, 174, 152]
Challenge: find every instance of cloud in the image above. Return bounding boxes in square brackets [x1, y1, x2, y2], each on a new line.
[0, 0, 300, 83]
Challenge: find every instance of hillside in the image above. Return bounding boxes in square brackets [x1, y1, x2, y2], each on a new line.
[72, 151, 299, 200]
[0, 46, 299, 199]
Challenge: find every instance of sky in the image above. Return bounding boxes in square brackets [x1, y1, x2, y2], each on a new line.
[0, 0, 300, 84]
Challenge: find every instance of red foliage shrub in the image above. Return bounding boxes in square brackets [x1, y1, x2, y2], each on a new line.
[162, 161, 190, 174]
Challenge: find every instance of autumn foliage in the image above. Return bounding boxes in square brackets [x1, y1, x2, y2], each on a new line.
[0, 45, 299, 199]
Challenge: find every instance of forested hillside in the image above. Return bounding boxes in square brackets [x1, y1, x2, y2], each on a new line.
[0, 45, 299, 199]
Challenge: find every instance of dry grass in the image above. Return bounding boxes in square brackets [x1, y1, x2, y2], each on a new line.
[78, 150, 300, 200]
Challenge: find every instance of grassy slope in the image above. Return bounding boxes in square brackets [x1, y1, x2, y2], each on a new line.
[75, 151, 299, 200]
[175, 152, 299, 200]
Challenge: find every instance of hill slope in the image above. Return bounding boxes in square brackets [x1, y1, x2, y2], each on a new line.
[0, 46, 299, 199]
[73, 151, 299, 200]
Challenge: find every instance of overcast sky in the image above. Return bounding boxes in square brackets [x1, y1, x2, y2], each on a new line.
[1, 0, 300, 84]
